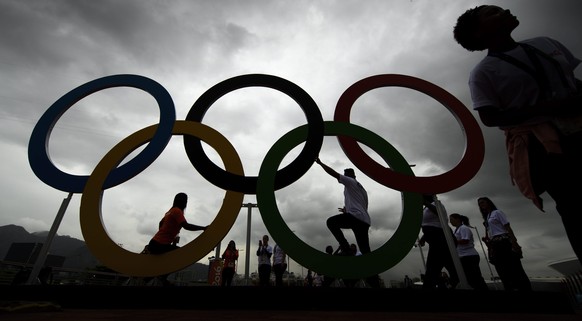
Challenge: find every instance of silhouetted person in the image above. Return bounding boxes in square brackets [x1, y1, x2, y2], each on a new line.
[315, 157, 380, 288]
[454, 5, 582, 262]
[449, 213, 489, 290]
[148, 192, 207, 286]
[221, 240, 238, 286]
[256, 234, 273, 286]
[478, 197, 531, 291]
[418, 194, 458, 290]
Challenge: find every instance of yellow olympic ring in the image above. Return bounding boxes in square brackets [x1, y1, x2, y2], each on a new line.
[80, 121, 244, 277]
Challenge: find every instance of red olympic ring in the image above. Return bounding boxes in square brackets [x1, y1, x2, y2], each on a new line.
[334, 74, 485, 194]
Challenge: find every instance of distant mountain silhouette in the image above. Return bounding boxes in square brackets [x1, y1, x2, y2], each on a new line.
[0, 224, 100, 270]
[0, 224, 209, 280]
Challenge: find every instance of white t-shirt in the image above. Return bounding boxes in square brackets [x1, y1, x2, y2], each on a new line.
[486, 209, 510, 238]
[257, 244, 273, 266]
[272, 244, 286, 265]
[339, 175, 370, 225]
[422, 201, 445, 228]
[469, 37, 581, 128]
[454, 224, 479, 257]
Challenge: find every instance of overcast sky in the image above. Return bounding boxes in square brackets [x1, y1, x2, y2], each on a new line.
[1, 0, 581, 284]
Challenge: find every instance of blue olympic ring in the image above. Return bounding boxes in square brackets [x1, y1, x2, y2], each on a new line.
[28, 74, 175, 193]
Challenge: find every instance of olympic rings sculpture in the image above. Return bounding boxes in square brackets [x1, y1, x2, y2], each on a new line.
[28, 73, 484, 278]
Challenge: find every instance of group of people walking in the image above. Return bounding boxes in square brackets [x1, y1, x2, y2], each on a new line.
[420, 194, 531, 291]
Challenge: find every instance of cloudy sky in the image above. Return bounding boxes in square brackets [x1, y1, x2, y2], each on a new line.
[1, 0, 581, 284]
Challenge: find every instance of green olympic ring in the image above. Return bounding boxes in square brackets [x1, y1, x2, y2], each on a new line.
[80, 121, 244, 277]
[257, 121, 423, 278]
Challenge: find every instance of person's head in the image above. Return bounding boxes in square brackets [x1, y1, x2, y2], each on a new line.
[173, 192, 188, 210]
[344, 168, 355, 178]
[460, 215, 470, 227]
[449, 213, 462, 227]
[262, 235, 269, 244]
[477, 197, 497, 219]
[325, 245, 333, 254]
[228, 240, 236, 249]
[453, 5, 519, 51]
[423, 194, 434, 204]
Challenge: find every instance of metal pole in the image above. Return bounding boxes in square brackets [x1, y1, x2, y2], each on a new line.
[241, 203, 257, 285]
[215, 242, 221, 261]
[26, 192, 73, 284]
[433, 195, 469, 289]
[470, 225, 498, 289]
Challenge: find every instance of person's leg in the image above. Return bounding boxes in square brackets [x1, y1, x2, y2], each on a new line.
[351, 220, 380, 288]
[258, 264, 268, 286]
[274, 264, 284, 286]
[462, 255, 488, 290]
[327, 213, 353, 253]
[422, 227, 443, 289]
[222, 267, 234, 286]
[544, 153, 582, 263]
[265, 265, 272, 286]
[491, 241, 515, 290]
[529, 135, 582, 262]
[147, 239, 179, 285]
[443, 249, 459, 289]
[508, 254, 532, 291]
[352, 219, 371, 254]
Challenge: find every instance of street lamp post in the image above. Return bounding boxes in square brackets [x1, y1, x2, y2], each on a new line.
[241, 203, 257, 286]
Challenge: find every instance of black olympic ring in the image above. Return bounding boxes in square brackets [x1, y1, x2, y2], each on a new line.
[184, 74, 324, 194]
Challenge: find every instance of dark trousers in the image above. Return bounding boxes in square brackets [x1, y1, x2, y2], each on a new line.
[326, 213, 370, 253]
[258, 264, 271, 286]
[422, 226, 459, 289]
[489, 238, 531, 291]
[147, 239, 179, 283]
[221, 267, 235, 286]
[327, 213, 380, 287]
[528, 133, 582, 263]
[460, 255, 488, 290]
[273, 263, 286, 286]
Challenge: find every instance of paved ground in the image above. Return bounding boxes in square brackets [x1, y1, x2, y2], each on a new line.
[2, 285, 581, 320]
[2, 309, 582, 321]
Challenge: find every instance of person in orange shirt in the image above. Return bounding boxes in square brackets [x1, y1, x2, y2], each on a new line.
[147, 192, 207, 285]
[221, 240, 239, 286]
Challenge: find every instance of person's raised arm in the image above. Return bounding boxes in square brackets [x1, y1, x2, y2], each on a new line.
[181, 221, 207, 231]
[315, 157, 340, 179]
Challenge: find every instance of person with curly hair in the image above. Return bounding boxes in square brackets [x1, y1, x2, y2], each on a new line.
[454, 5, 582, 262]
